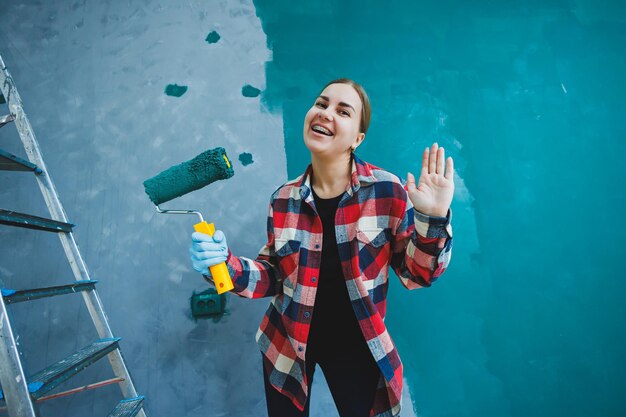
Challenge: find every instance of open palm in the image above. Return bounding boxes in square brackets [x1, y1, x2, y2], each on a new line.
[406, 143, 454, 218]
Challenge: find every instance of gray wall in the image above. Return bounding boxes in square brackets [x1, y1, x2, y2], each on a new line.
[1, 1, 297, 416]
[0, 1, 420, 416]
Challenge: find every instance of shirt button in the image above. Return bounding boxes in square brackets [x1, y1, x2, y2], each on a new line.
[298, 346, 304, 352]
[304, 311, 311, 318]
[311, 277, 317, 283]
[315, 244, 320, 249]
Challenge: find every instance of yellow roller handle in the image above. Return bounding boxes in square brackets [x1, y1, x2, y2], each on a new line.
[194, 220, 235, 294]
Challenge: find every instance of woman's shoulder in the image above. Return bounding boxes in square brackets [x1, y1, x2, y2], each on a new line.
[363, 160, 405, 188]
[268, 174, 305, 202]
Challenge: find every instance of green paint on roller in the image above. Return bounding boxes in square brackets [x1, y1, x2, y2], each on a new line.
[165, 84, 188, 97]
[205, 30, 221, 44]
[241, 84, 261, 97]
[238, 152, 254, 166]
[143, 147, 234, 206]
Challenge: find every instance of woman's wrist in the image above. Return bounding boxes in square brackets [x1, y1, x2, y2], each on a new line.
[430, 209, 448, 217]
[415, 207, 448, 218]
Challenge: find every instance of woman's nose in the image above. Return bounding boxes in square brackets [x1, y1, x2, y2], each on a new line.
[319, 110, 332, 121]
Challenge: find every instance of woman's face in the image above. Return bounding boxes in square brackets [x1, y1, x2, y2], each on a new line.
[303, 83, 365, 158]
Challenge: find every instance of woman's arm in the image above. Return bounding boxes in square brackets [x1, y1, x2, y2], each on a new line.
[391, 142, 454, 288]
[200, 197, 283, 299]
[389, 195, 453, 289]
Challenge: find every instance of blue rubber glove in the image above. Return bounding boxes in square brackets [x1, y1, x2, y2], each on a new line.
[189, 230, 229, 276]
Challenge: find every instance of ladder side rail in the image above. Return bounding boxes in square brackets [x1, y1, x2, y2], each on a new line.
[1, 59, 147, 417]
[1, 61, 115, 337]
[78, 290, 144, 409]
[0, 296, 39, 417]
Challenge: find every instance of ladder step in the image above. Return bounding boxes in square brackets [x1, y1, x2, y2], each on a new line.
[0, 209, 74, 233]
[107, 396, 145, 417]
[0, 149, 41, 173]
[0, 114, 14, 128]
[1, 280, 98, 304]
[27, 338, 121, 400]
[0, 339, 121, 401]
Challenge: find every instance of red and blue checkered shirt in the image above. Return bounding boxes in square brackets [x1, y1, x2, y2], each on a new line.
[220, 155, 453, 416]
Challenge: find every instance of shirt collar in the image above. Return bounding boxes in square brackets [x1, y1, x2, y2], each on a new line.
[298, 153, 378, 201]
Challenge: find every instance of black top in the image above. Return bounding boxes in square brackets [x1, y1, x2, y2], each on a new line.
[306, 187, 372, 361]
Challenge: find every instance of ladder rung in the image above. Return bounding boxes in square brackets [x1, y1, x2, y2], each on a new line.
[0, 114, 14, 128]
[0, 149, 42, 173]
[0, 209, 74, 233]
[1, 53, 145, 417]
[107, 396, 145, 417]
[26, 338, 120, 400]
[1, 280, 98, 304]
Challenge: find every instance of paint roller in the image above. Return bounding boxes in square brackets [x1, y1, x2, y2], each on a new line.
[143, 147, 235, 294]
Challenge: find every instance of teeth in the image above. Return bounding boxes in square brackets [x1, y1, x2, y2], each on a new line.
[312, 125, 332, 135]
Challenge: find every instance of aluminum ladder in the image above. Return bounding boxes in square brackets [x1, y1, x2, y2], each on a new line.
[0, 53, 147, 417]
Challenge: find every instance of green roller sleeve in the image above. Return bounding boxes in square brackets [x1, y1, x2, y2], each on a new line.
[143, 147, 234, 205]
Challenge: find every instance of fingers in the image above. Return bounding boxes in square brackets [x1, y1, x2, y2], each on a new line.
[190, 231, 228, 275]
[406, 172, 416, 192]
[191, 255, 228, 273]
[190, 230, 228, 263]
[191, 241, 226, 255]
[436, 147, 445, 174]
[424, 143, 454, 179]
[190, 246, 227, 263]
[213, 230, 225, 242]
[428, 143, 438, 174]
[444, 155, 454, 180]
[421, 147, 429, 177]
[192, 232, 213, 242]
[192, 231, 227, 248]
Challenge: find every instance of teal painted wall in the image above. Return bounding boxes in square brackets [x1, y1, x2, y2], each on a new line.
[1, 1, 624, 415]
[254, 1, 626, 416]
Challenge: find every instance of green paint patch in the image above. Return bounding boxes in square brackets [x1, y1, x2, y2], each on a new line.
[164, 84, 188, 97]
[238, 152, 254, 166]
[0, 93, 5, 104]
[241, 84, 261, 97]
[205, 30, 221, 44]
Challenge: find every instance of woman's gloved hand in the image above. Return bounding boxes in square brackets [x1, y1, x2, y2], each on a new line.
[189, 230, 229, 276]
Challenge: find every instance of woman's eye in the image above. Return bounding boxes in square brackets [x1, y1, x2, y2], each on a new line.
[339, 110, 350, 116]
[315, 102, 326, 108]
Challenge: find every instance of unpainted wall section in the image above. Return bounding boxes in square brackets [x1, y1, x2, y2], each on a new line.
[1, 1, 626, 417]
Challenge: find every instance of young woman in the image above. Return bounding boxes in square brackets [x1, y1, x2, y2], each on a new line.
[190, 79, 454, 417]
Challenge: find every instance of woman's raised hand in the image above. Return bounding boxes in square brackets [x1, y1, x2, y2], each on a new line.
[406, 143, 454, 218]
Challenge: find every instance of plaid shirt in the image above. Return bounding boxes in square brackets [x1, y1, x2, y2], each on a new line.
[220, 154, 453, 416]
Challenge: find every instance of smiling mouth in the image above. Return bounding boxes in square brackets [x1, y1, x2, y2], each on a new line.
[311, 124, 334, 136]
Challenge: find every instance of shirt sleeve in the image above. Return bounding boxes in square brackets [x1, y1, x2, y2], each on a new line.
[203, 196, 282, 299]
[389, 185, 453, 290]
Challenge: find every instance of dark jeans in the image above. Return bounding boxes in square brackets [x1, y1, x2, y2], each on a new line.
[262, 353, 380, 417]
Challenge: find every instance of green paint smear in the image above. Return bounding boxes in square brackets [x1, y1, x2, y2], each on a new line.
[253, 1, 626, 416]
[205, 30, 221, 44]
[164, 84, 188, 97]
[238, 152, 254, 166]
[241, 84, 261, 97]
